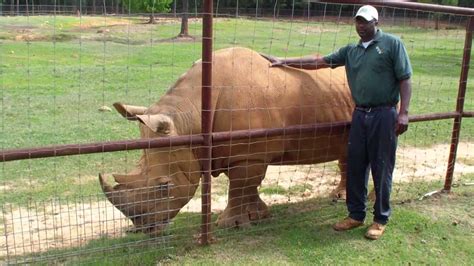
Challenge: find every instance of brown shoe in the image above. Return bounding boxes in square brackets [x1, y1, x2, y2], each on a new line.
[365, 222, 386, 240]
[332, 217, 364, 231]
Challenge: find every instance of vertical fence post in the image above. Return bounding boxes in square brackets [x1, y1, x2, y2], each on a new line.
[444, 16, 474, 192]
[200, 0, 213, 245]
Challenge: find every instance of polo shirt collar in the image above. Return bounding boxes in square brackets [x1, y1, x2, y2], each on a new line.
[357, 29, 383, 47]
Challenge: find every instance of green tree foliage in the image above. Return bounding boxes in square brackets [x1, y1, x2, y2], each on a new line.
[458, 0, 474, 7]
[123, 0, 171, 13]
[417, 0, 459, 6]
[122, 0, 172, 23]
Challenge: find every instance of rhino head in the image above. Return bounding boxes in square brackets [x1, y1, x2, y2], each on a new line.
[100, 103, 202, 236]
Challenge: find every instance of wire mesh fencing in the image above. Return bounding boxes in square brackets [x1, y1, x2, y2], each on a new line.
[1, 0, 473, 264]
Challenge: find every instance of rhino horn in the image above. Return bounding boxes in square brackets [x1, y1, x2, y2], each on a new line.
[99, 173, 129, 213]
[112, 173, 147, 187]
[113, 102, 147, 121]
[136, 114, 173, 135]
[99, 173, 114, 193]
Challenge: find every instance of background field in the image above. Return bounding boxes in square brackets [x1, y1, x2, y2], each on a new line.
[0, 12, 473, 264]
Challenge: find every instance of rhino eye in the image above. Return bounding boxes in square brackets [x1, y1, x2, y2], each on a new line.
[146, 183, 173, 198]
[157, 182, 172, 191]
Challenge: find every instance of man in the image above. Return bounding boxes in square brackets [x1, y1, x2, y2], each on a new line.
[264, 5, 412, 240]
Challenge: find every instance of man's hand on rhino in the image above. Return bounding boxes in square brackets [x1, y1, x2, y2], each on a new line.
[260, 53, 284, 67]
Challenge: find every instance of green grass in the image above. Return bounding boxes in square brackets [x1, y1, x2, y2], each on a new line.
[260, 184, 288, 195]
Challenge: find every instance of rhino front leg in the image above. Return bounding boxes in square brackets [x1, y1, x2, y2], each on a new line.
[217, 161, 269, 228]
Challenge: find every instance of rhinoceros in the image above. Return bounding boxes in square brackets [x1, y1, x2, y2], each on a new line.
[99, 47, 354, 236]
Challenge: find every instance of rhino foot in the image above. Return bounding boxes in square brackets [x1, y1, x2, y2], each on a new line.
[330, 184, 347, 201]
[330, 185, 376, 202]
[216, 198, 270, 229]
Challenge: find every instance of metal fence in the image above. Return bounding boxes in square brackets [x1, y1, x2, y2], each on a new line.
[0, 0, 473, 264]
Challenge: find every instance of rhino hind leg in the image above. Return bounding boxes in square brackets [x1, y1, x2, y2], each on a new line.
[217, 161, 269, 229]
[329, 155, 376, 201]
[330, 157, 348, 201]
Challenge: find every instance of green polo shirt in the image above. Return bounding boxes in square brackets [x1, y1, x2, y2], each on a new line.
[323, 29, 412, 107]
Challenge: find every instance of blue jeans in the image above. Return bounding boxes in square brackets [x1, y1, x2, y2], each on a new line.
[346, 106, 397, 225]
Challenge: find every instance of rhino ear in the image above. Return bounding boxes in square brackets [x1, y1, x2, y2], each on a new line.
[136, 114, 174, 135]
[113, 102, 148, 121]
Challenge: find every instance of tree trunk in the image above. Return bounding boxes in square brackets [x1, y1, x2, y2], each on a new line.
[173, 0, 177, 17]
[9, 0, 13, 16]
[434, 14, 440, 30]
[148, 14, 156, 24]
[93, 0, 96, 14]
[178, 0, 190, 37]
[72, 0, 77, 16]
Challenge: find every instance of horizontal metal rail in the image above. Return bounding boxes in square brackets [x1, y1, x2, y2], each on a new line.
[408, 112, 459, 122]
[316, 0, 474, 16]
[0, 135, 204, 162]
[1, 112, 470, 163]
[463, 111, 474, 117]
[212, 121, 350, 142]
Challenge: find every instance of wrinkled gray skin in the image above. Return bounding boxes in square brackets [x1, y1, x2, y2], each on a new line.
[100, 47, 353, 236]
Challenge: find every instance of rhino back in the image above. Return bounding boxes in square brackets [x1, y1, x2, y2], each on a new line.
[211, 47, 353, 132]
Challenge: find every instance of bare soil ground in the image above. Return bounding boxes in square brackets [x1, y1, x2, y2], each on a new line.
[1, 142, 473, 257]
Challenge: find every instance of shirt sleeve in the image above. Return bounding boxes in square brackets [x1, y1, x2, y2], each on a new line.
[392, 39, 413, 81]
[323, 45, 349, 68]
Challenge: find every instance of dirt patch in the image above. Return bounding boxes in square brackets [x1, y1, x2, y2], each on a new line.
[0, 185, 12, 191]
[15, 34, 48, 42]
[0, 201, 130, 258]
[1, 142, 473, 257]
[2, 25, 37, 31]
[71, 18, 133, 30]
[14, 33, 74, 42]
[299, 25, 340, 35]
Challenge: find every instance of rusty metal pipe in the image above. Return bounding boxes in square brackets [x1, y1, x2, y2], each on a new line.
[463, 111, 474, 118]
[212, 121, 350, 142]
[444, 16, 474, 192]
[316, 0, 474, 16]
[0, 135, 204, 162]
[408, 112, 459, 123]
[1, 112, 468, 163]
[200, 0, 213, 246]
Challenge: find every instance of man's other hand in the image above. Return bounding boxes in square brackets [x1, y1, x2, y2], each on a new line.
[396, 112, 409, 136]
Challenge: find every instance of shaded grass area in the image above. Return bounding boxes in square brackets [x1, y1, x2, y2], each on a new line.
[8, 184, 473, 265]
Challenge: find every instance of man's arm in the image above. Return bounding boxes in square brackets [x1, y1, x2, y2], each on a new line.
[260, 54, 330, 70]
[396, 78, 412, 136]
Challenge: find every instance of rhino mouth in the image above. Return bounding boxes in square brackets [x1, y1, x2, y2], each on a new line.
[128, 219, 170, 236]
[99, 173, 173, 235]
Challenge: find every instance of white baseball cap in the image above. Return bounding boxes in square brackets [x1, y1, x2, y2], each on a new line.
[355, 5, 379, 21]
